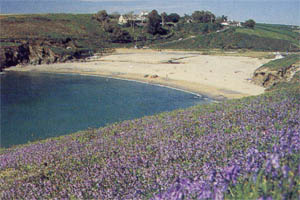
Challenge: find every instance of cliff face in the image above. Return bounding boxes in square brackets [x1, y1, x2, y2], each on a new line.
[0, 39, 89, 71]
[252, 63, 299, 88]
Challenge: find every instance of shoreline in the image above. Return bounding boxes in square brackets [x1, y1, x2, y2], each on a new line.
[4, 48, 268, 100]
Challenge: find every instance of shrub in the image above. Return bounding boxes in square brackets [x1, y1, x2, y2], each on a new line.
[243, 19, 256, 29]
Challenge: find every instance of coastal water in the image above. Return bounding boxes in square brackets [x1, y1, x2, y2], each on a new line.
[1, 72, 210, 148]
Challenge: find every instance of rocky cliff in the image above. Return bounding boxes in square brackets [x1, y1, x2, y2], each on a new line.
[252, 59, 299, 88]
[0, 38, 90, 71]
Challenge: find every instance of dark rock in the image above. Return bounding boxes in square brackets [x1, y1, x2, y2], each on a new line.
[150, 74, 159, 78]
[1, 38, 89, 70]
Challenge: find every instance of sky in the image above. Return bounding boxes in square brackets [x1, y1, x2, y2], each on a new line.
[0, 0, 299, 25]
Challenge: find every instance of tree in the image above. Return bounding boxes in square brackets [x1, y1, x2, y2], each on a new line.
[201, 24, 209, 34]
[244, 19, 256, 28]
[192, 11, 203, 23]
[103, 21, 115, 33]
[221, 15, 228, 22]
[192, 10, 215, 23]
[93, 10, 109, 24]
[216, 15, 228, 24]
[204, 11, 215, 23]
[111, 27, 133, 43]
[125, 11, 135, 29]
[167, 13, 180, 23]
[145, 10, 162, 35]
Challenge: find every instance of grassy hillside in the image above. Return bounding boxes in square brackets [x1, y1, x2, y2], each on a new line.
[0, 14, 112, 70]
[1, 14, 299, 52]
[0, 14, 117, 53]
[1, 72, 299, 199]
[0, 14, 104, 41]
[257, 54, 300, 71]
[154, 24, 300, 51]
[236, 24, 299, 45]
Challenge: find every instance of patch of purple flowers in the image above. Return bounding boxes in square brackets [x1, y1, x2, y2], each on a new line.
[1, 84, 299, 199]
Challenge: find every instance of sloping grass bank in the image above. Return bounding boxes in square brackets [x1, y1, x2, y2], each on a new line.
[1, 71, 299, 199]
[154, 27, 299, 52]
[257, 54, 300, 71]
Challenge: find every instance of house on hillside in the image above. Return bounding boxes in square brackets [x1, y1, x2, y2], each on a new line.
[221, 22, 230, 26]
[221, 20, 241, 27]
[118, 12, 149, 26]
[118, 15, 129, 25]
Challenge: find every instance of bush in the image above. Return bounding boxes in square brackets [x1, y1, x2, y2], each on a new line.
[243, 19, 256, 29]
[145, 10, 162, 35]
[111, 27, 133, 43]
[167, 13, 180, 23]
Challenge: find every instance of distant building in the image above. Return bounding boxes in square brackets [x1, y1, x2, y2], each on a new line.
[221, 22, 230, 26]
[221, 20, 241, 27]
[118, 15, 129, 25]
[118, 11, 149, 25]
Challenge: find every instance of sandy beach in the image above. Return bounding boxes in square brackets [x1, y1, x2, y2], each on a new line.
[5, 48, 269, 99]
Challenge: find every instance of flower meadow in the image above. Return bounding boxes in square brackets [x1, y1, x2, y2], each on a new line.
[1, 74, 299, 199]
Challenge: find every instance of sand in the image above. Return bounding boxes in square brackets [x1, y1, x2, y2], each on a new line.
[4, 48, 269, 100]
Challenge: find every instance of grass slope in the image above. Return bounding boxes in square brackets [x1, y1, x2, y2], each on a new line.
[257, 54, 300, 71]
[0, 14, 110, 53]
[236, 24, 300, 45]
[154, 25, 300, 51]
[0, 14, 103, 40]
[1, 72, 299, 199]
[1, 14, 299, 52]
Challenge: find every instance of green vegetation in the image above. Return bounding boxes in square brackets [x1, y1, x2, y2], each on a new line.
[154, 27, 299, 51]
[243, 19, 256, 29]
[145, 10, 164, 35]
[155, 23, 299, 51]
[0, 13, 110, 56]
[0, 14, 103, 40]
[258, 54, 300, 71]
[225, 153, 299, 199]
[0, 11, 299, 68]
[191, 10, 216, 23]
[237, 23, 300, 45]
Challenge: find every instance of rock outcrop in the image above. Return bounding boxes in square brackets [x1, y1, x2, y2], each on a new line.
[252, 63, 299, 88]
[0, 38, 90, 71]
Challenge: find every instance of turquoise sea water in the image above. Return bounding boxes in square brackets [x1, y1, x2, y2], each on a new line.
[0, 72, 211, 148]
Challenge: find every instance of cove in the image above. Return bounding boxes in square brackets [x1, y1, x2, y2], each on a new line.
[1, 72, 211, 148]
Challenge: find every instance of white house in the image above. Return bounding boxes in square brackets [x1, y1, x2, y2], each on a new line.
[118, 15, 129, 25]
[221, 22, 230, 26]
[221, 20, 241, 27]
[118, 12, 149, 25]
